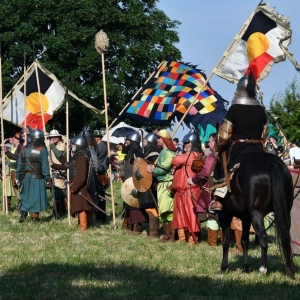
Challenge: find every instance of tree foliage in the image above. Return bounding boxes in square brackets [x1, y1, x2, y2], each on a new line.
[269, 77, 300, 145]
[0, 0, 181, 136]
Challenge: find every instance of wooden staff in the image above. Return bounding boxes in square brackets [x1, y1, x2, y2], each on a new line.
[170, 3, 259, 138]
[107, 60, 166, 130]
[95, 30, 116, 226]
[34, 61, 46, 133]
[0, 43, 8, 213]
[65, 81, 71, 225]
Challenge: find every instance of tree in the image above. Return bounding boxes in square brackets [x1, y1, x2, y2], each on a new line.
[269, 77, 300, 145]
[0, 0, 181, 136]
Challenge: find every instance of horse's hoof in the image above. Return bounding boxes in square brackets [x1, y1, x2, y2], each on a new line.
[258, 266, 267, 276]
[218, 268, 227, 275]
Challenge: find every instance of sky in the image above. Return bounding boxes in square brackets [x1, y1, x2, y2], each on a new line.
[156, 0, 300, 141]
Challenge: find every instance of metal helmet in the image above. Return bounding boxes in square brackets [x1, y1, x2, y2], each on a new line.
[236, 76, 249, 91]
[31, 129, 44, 141]
[144, 132, 157, 144]
[72, 135, 87, 147]
[49, 129, 61, 137]
[126, 131, 141, 143]
[231, 74, 257, 105]
[182, 130, 198, 143]
[79, 128, 92, 139]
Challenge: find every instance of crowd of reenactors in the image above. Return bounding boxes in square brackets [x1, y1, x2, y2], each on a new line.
[2, 127, 110, 230]
[3, 72, 288, 250]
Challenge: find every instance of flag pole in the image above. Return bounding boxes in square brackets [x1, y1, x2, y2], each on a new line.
[23, 51, 27, 144]
[65, 80, 71, 225]
[95, 30, 116, 227]
[171, 4, 259, 138]
[0, 43, 8, 213]
[107, 60, 166, 130]
[34, 61, 46, 133]
[2, 62, 35, 101]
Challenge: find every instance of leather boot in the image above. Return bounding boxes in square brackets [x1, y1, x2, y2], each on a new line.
[31, 212, 40, 222]
[186, 232, 197, 245]
[159, 223, 170, 243]
[86, 211, 94, 228]
[19, 211, 28, 223]
[176, 228, 186, 243]
[207, 227, 218, 246]
[168, 221, 175, 243]
[131, 223, 142, 235]
[234, 229, 243, 253]
[126, 223, 134, 235]
[78, 211, 88, 231]
[148, 212, 159, 238]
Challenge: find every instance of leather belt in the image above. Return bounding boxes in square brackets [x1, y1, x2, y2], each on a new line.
[232, 139, 262, 143]
[24, 170, 32, 173]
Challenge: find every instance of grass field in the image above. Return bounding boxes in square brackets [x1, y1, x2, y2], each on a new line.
[0, 182, 299, 300]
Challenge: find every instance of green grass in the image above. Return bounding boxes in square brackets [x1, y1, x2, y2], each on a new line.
[0, 182, 299, 300]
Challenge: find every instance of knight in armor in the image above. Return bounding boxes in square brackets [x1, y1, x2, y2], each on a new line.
[147, 129, 176, 242]
[122, 131, 148, 235]
[171, 130, 203, 245]
[48, 129, 67, 217]
[139, 132, 160, 238]
[16, 129, 51, 222]
[211, 71, 268, 211]
[69, 135, 94, 231]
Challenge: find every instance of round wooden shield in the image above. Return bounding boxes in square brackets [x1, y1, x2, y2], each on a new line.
[121, 177, 140, 208]
[132, 157, 153, 192]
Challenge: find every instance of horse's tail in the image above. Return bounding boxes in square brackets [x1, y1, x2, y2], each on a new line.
[270, 161, 295, 278]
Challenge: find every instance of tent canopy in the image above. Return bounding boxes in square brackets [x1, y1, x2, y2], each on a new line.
[102, 121, 148, 146]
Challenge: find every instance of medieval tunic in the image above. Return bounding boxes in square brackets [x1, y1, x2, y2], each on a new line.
[6, 146, 17, 197]
[192, 152, 216, 213]
[214, 104, 267, 182]
[172, 151, 201, 233]
[94, 141, 108, 222]
[50, 140, 66, 199]
[16, 145, 50, 213]
[70, 152, 93, 215]
[224, 104, 267, 169]
[153, 148, 175, 217]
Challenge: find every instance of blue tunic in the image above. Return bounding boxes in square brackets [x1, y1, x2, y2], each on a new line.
[16, 146, 50, 213]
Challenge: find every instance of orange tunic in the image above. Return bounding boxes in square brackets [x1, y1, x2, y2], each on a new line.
[171, 151, 201, 232]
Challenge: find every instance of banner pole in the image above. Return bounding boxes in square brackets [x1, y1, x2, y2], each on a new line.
[0, 43, 7, 213]
[107, 60, 165, 130]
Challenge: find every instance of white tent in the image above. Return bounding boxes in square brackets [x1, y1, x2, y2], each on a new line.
[102, 121, 148, 147]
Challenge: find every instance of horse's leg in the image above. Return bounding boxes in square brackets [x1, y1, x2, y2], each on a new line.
[218, 211, 232, 274]
[251, 211, 268, 275]
[241, 219, 251, 273]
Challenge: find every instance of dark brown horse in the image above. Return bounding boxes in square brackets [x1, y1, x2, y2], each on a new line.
[218, 152, 295, 278]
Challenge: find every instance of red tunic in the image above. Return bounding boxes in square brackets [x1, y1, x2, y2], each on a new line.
[171, 151, 201, 232]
